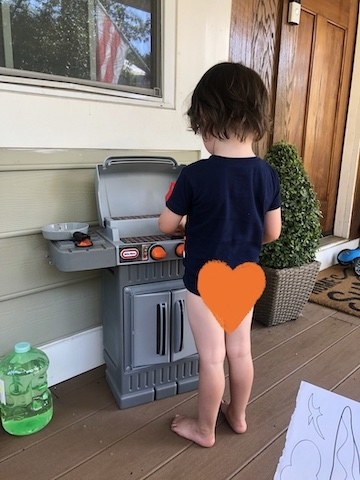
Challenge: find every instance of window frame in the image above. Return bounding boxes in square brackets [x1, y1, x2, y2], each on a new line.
[0, 0, 176, 108]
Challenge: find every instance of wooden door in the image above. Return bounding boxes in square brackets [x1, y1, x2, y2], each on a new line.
[273, 0, 358, 235]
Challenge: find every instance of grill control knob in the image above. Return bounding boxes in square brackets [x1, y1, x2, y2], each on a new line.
[175, 243, 185, 257]
[150, 245, 167, 260]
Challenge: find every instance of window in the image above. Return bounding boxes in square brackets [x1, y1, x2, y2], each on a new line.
[0, 0, 162, 97]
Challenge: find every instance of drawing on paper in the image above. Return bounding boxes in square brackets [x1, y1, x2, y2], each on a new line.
[274, 381, 360, 480]
[308, 393, 324, 439]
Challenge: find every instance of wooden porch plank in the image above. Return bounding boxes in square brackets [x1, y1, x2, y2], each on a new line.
[0, 301, 330, 467]
[232, 365, 360, 479]
[51, 365, 106, 397]
[333, 365, 360, 399]
[141, 327, 360, 480]
[250, 315, 357, 399]
[251, 302, 334, 359]
[231, 434, 286, 480]
[0, 305, 358, 480]
[0, 383, 197, 478]
[0, 375, 114, 462]
[39, 319, 360, 480]
[328, 310, 360, 327]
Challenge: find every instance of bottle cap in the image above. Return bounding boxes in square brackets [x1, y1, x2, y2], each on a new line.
[14, 342, 31, 353]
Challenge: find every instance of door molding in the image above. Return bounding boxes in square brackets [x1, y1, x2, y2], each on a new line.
[335, 7, 360, 238]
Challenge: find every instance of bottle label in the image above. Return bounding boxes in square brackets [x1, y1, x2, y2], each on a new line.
[0, 379, 5, 405]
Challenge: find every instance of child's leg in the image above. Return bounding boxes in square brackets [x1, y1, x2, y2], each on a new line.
[222, 308, 254, 433]
[171, 291, 226, 447]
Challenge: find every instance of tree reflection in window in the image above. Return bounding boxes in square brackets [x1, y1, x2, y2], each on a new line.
[0, 0, 161, 97]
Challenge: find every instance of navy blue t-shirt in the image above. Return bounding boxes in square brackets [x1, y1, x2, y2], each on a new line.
[166, 155, 281, 295]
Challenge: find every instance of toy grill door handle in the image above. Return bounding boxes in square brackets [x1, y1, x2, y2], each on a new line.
[156, 302, 167, 356]
[173, 299, 185, 353]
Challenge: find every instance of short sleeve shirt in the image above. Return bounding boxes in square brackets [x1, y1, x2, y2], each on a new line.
[166, 155, 281, 294]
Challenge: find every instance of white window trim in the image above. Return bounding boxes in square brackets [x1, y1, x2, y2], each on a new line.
[0, 0, 176, 109]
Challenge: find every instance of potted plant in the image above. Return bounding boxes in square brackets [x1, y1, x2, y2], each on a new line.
[253, 141, 322, 326]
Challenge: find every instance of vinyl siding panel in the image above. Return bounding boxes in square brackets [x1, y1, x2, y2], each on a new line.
[0, 148, 198, 357]
[0, 234, 93, 299]
[0, 169, 97, 235]
[0, 277, 101, 353]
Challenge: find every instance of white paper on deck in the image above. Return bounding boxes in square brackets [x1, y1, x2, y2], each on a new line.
[274, 381, 360, 480]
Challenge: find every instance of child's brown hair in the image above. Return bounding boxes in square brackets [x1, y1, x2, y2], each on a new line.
[187, 62, 270, 142]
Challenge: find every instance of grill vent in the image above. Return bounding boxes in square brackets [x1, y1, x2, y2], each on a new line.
[120, 234, 170, 243]
[125, 358, 199, 393]
[122, 261, 184, 284]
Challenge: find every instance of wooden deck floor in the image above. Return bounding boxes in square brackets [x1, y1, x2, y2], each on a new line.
[1, 302, 360, 479]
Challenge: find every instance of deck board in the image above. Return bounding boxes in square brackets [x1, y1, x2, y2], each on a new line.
[142, 329, 360, 480]
[0, 303, 359, 480]
[232, 366, 360, 480]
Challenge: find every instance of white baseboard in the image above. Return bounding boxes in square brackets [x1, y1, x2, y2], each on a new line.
[40, 326, 104, 387]
[316, 237, 359, 270]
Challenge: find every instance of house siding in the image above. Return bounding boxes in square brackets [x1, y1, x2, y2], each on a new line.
[0, 0, 232, 359]
[0, 148, 198, 355]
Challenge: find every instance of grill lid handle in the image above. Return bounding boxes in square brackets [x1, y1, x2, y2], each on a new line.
[102, 156, 178, 169]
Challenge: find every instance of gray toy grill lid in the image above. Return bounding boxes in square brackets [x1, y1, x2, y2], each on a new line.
[95, 156, 184, 227]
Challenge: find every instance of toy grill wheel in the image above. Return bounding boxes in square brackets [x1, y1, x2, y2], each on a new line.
[352, 257, 360, 276]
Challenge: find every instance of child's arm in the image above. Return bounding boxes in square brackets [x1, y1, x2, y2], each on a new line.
[159, 207, 184, 235]
[263, 207, 282, 244]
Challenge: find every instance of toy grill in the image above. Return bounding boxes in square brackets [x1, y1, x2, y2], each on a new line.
[47, 156, 199, 408]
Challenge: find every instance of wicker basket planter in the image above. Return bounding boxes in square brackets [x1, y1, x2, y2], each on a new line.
[253, 261, 321, 327]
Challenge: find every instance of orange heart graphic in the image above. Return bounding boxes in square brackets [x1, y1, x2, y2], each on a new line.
[197, 261, 266, 333]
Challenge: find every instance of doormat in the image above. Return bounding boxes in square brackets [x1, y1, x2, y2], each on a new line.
[309, 264, 360, 317]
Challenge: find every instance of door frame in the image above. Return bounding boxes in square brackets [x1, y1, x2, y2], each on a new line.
[335, 8, 360, 239]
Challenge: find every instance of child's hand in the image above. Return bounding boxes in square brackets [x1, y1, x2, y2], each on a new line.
[172, 224, 185, 237]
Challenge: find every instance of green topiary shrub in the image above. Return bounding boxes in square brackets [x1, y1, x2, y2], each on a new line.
[259, 141, 322, 269]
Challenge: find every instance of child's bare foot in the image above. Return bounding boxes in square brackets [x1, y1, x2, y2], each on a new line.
[170, 415, 215, 448]
[221, 401, 247, 434]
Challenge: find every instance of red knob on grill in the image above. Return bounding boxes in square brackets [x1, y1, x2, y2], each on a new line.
[175, 243, 185, 257]
[150, 245, 167, 260]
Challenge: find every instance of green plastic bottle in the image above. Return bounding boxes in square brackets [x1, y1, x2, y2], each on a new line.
[0, 342, 53, 436]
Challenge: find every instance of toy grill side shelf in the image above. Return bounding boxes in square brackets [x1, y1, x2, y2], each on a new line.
[47, 231, 117, 272]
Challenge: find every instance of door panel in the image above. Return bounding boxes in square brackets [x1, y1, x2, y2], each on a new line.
[229, 0, 282, 157]
[302, 16, 346, 233]
[273, 0, 358, 235]
[305, 0, 351, 25]
[132, 291, 171, 367]
[280, 10, 314, 150]
[125, 280, 197, 368]
[171, 288, 197, 362]
[230, 0, 358, 236]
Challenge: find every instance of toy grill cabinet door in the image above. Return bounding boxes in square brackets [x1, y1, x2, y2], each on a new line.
[171, 288, 197, 362]
[128, 284, 197, 368]
[132, 290, 171, 366]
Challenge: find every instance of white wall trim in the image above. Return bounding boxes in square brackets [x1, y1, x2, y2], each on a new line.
[40, 327, 104, 387]
[316, 238, 359, 271]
